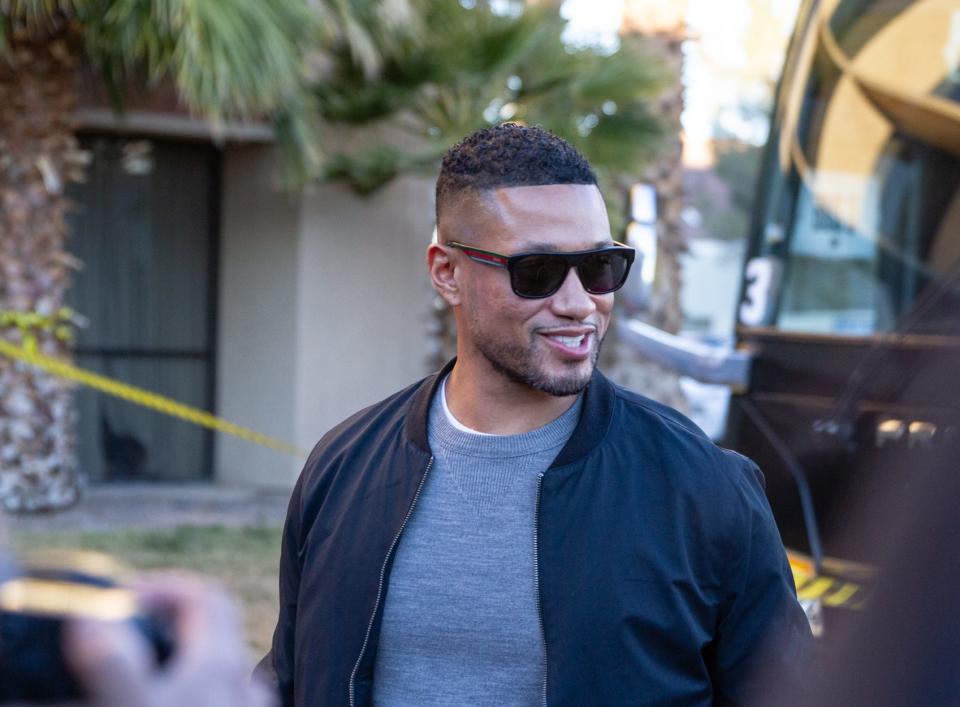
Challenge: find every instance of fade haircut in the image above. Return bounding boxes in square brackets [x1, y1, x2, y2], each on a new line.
[435, 123, 598, 234]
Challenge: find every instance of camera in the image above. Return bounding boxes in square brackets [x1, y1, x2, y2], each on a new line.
[0, 550, 174, 703]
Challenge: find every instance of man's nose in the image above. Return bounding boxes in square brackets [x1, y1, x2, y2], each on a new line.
[549, 267, 598, 319]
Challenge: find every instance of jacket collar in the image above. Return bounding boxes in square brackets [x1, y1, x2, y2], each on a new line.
[405, 358, 456, 454]
[404, 358, 615, 465]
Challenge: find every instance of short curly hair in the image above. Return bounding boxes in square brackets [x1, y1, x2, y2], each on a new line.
[435, 123, 597, 228]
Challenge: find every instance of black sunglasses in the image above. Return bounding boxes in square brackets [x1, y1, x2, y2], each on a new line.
[447, 241, 635, 299]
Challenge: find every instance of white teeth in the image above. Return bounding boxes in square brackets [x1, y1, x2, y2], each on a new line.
[550, 335, 585, 347]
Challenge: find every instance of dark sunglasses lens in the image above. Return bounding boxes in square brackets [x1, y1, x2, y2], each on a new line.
[578, 250, 631, 293]
[511, 255, 569, 297]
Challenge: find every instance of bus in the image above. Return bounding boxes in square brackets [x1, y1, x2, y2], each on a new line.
[620, 0, 960, 630]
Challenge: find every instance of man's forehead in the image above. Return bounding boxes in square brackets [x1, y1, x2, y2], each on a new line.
[485, 183, 603, 210]
[449, 183, 608, 240]
[437, 183, 611, 253]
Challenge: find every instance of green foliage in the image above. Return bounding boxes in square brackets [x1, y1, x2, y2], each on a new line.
[321, 144, 444, 194]
[2, 0, 668, 197]
[78, 0, 314, 114]
[2, 0, 415, 182]
[12, 524, 281, 564]
[78, 0, 325, 177]
[314, 0, 419, 78]
[312, 0, 670, 208]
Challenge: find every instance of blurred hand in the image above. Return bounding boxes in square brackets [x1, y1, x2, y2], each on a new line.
[64, 576, 275, 707]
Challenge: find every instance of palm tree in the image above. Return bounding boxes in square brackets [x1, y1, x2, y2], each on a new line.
[607, 4, 688, 410]
[0, 0, 406, 511]
[315, 0, 665, 198]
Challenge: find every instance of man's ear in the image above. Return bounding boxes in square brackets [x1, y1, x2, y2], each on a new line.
[427, 242, 461, 307]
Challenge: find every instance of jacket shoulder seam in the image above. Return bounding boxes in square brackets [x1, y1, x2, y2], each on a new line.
[611, 386, 708, 440]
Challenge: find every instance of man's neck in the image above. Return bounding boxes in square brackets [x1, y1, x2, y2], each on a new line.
[444, 360, 581, 435]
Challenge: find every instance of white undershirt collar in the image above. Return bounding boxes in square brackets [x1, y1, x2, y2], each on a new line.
[440, 375, 494, 436]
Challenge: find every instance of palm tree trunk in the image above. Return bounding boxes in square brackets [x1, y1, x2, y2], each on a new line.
[0, 27, 86, 511]
[605, 7, 687, 410]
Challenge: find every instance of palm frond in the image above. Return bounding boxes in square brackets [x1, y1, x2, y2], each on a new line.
[81, 0, 314, 115]
[320, 142, 443, 194]
[70, 0, 325, 176]
[313, 0, 672, 202]
[1, 0, 77, 57]
[4, 0, 75, 27]
[313, 0, 419, 78]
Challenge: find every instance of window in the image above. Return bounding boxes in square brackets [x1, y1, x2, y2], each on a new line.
[751, 0, 960, 336]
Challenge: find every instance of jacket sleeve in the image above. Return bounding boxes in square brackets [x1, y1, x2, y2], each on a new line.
[711, 459, 814, 705]
[258, 472, 305, 707]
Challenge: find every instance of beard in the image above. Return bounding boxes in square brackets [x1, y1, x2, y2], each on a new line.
[473, 327, 603, 397]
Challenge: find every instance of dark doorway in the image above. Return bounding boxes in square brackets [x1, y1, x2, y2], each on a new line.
[67, 135, 220, 482]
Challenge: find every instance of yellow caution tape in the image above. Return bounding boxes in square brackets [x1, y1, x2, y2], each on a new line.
[0, 337, 307, 458]
[819, 581, 861, 608]
[796, 576, 868, 609]
[0, 308, 77, 348]
[788, 549, 873, 610]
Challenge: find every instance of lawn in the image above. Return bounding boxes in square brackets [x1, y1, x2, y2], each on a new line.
[10, 525, 282, 657]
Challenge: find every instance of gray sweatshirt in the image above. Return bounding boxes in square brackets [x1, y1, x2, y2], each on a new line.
[372, 378, 582, 706]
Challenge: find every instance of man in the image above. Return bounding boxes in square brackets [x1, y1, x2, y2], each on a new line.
[264, 123, 811, 706]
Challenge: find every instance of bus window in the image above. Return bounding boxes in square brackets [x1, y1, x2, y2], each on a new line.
[748, 0, 960, 337]
[777, 133, 960, 335]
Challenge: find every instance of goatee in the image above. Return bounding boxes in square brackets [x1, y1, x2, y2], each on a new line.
[478, 335, 603, 397]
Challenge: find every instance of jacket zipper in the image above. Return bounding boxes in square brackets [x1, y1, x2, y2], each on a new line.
[348, 456, 434, 707]
[535, 472, 548, 707]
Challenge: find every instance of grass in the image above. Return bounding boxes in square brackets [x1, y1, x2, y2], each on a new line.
[10, 525, 283, 657]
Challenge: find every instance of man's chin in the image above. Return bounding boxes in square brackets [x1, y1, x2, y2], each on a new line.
[477, 335, 601, 397]
[528, 360, 596, 397]
[534, 380, 590, 397]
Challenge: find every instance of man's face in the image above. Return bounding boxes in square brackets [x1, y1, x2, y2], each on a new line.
[445, 184, 615, 397]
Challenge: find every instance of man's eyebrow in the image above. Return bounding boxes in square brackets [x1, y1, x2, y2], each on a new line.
[518, 239, 615, 252]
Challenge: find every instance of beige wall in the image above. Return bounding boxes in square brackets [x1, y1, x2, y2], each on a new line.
[216, 147, 437, 488]
[215, 147, 301, 487]
[293, 176, 436, 451]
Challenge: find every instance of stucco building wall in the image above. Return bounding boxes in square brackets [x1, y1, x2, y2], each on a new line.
[216, 146, 436, 487]
[215, 147, 301, 487]
[293, 176, 436, 453]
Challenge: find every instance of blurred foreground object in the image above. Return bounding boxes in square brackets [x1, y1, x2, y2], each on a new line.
[758, 432, 960, 706]
[0, 547, 273, 707]
[0, 549, 172, 702]
[65, 575, 275, 707]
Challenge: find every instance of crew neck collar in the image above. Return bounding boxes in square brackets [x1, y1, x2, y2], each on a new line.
[406, 358, 616, 467]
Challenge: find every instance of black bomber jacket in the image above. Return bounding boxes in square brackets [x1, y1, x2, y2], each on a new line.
[263, 361, 812, 706]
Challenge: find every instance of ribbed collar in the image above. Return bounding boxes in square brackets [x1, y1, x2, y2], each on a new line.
[405, 358, 616, 467]
[428, 375, 582, 459]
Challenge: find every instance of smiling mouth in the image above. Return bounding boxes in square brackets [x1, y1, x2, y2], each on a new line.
[548, 334, 585, 347]
[539, 330, 595, 357]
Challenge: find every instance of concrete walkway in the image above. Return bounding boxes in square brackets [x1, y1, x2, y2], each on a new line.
[7, 483, 293, 533]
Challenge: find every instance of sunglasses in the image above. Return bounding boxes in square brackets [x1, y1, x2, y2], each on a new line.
[447, 241, 636, 299]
